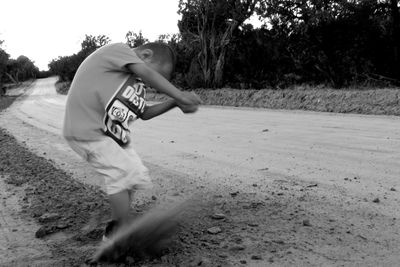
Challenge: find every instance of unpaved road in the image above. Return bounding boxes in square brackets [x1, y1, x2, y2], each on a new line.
[1, 77, 400, 266]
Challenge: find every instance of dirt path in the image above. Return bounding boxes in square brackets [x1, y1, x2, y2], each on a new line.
[0, 78, 399, 266]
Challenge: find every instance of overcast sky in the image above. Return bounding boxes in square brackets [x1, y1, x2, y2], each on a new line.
[0, 0, 181, 70]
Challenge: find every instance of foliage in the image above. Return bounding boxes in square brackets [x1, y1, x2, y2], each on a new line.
[178, 0, 259, 88]
[1, 40, 50, 88]
[0, 47, 10, 86]
[81, 34, 110, 51]
[126, 31, 148, 48]
[173, 0, 400, 88]
[6, 56, 39, 83]
[224, 24, 293, 88]
[0, 41, 39, 92]
[55, 80, 71, 95]
[249, 0, 400, 88]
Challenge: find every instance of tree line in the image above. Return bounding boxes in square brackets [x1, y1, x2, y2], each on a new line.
[49, 0, 400, 89]
[0, 40, 48, 93]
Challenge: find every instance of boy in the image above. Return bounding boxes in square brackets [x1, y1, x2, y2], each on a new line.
[62, 42, 201, 239]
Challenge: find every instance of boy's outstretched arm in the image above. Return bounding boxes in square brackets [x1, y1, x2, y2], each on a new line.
[141, 97, 199, 120]
[140, 100, 177, 120]
[127, 63, 201, 106]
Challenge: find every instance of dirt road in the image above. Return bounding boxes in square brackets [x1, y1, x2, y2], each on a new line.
[1, 77, 400, 266]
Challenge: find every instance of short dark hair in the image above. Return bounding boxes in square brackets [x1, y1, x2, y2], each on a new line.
[136, 42, 176, 72]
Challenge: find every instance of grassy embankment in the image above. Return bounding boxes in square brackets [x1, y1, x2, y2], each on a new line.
[56, 81, 400, 116]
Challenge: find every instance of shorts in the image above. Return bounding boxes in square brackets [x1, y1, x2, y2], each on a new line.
[66, 136, 152, 195]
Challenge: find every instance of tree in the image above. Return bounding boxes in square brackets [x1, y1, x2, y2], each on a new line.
[125, 31, 148, 48]
[0, 47, 10, 85]
[0, 45, 9, 95]
[224, 24, 294, 88]
[254, 0, 400, 87]
[81, 34, 111, 51]
[387, 0, 400, 76]
[80, 34, 111, 57]
[178, 0, 259, 88]
[6, 55, 38, 83]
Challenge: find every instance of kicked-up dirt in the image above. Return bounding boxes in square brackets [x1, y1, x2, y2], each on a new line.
[0, 78, 399, 266]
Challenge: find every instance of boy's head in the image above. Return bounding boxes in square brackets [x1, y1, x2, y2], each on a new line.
[134, 42, 176, 80]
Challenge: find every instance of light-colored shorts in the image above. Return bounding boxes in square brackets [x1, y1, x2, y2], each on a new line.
[66, 136, 152, 195]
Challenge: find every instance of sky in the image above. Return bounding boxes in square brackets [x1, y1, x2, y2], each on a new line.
[0, 0, 182, 70]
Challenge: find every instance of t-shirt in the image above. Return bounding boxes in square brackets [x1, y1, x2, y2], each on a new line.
[63, 43, 147, 145]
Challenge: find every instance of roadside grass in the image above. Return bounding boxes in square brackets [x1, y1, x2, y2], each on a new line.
[147, 86, 400, 116]
[0, 95, 19, 110]
[55, 80, 400, 116]
[55, 80, 71, 95]
[2, 80, 35, 90]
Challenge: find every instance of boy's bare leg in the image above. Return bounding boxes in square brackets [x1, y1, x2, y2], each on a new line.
[109, 189, 131, 225]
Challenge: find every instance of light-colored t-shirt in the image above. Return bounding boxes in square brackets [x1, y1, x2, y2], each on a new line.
[63, 43, 147, 145]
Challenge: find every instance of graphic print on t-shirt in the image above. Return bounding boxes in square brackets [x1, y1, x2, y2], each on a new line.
[103, 76, 146, 146]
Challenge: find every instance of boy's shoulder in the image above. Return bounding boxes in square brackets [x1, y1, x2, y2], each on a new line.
[93, 43, 142, 67]
[97, 43, 133, 54]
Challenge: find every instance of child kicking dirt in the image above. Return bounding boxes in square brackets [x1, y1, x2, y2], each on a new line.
[62, 42, 201, 243]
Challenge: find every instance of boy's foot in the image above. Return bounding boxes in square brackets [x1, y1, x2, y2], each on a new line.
[102, 220, 120, 242]
[103, 215, 137, 242]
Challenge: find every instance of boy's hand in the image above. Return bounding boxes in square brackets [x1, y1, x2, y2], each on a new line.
[178, 103, 198, 113]
[127, 63, 202, 114]
[176, 92, 201, 113]
[176, 91, 202, 106]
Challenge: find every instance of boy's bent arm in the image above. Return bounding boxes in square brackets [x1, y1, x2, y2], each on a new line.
[128, 63, 185, 102]
[140, 100, 177, 120]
